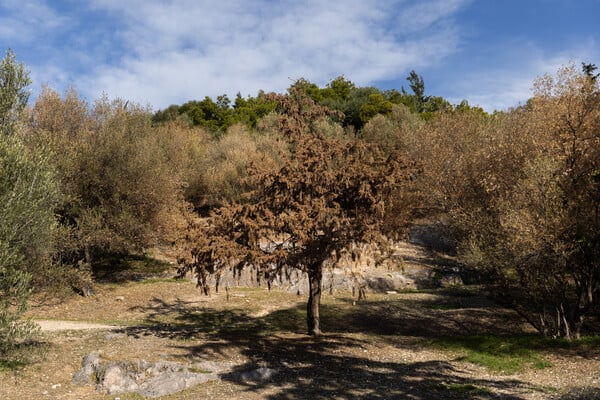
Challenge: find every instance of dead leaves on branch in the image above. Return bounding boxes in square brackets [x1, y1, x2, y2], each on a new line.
[179, 85, 408, 295]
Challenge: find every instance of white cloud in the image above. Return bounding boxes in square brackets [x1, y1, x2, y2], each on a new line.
[0, 0, 66, 43]
[72, 0, 467, 108]
[396, 0, 469, 33]
[7, 0, 599, 113]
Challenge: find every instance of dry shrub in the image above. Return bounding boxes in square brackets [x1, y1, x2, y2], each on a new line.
[361, 104, 423, 156]
[416, 64, 600, 339]
[29, 89, 190, 261]
[153, 121, 211, 211]
[192, 123, 284, 209]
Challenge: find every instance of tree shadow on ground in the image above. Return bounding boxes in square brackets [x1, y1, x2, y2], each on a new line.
[121, 295, 543, 399]
[328, 296, 526, 339]
[91, 253, 175, 282]
[203, 334, 528, 400]
[554, 387, 600, 400]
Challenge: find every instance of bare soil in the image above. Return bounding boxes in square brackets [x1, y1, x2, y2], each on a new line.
[1, 251, 599, 399]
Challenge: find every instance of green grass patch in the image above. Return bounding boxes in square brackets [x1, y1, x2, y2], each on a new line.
[570, 335, 600, 348]
[432, 334, 600, 374]
[431, 335, 554, 374]
[0, 359, 27, 371]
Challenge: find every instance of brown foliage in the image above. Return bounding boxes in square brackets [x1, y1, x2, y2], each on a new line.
[179, 83, 404, 335]
[491, 65, 600, 339]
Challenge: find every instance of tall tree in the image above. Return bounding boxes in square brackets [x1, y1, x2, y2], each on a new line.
[179, 81, 402, 335]
[404, 70, 427, 113]
[0, 49, 31, 135]
[582, 62, 599, 82]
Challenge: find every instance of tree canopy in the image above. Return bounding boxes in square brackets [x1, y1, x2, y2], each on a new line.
[152, 73, 485, 134]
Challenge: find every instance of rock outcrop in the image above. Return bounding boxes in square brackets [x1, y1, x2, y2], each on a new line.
[73, 353, 278, 398]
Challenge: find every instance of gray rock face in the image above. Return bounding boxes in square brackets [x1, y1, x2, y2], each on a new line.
[74, 353, 277, 398]
[100, 364, 139, 394]
[232, 367, 279, 383]
[198, 240, 460, 294]
[72, 352, 100, 385]
[138, 370, 215, 398]
[73, 354, 225, 398]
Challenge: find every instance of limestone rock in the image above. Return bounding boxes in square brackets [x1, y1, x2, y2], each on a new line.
[73, 353, 224, 398]
[230, 367, 279, 383]
[72, 352, 100, 385]
[138, 371, 215, 398]
[99, 364, 139, 394]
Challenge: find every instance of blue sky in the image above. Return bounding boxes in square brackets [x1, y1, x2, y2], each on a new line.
[1, 0, 598, 112]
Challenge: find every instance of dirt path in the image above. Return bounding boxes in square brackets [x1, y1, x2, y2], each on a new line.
[34, 319, 121, 332]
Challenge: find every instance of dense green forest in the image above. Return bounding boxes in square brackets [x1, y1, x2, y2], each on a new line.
[1, 48, 599, 359]
[151, 71, 485, 134]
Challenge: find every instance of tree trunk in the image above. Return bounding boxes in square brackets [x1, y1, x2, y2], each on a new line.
[307, 266, 323, 336]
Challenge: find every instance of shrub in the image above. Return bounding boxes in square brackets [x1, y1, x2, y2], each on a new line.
[30, 90, 190, 263]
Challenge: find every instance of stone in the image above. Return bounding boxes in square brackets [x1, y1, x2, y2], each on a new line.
[72, 352, 100, 385]
[193, 360, 233, 374]
[99, 364, 139, 394]
[138, 371, 215, 398]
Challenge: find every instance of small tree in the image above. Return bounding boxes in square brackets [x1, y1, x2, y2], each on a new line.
[179, 83, 401, 335]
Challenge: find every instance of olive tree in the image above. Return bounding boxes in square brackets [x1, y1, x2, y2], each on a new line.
[0, 134, 60, 358]
[0, 50, 59, 357]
